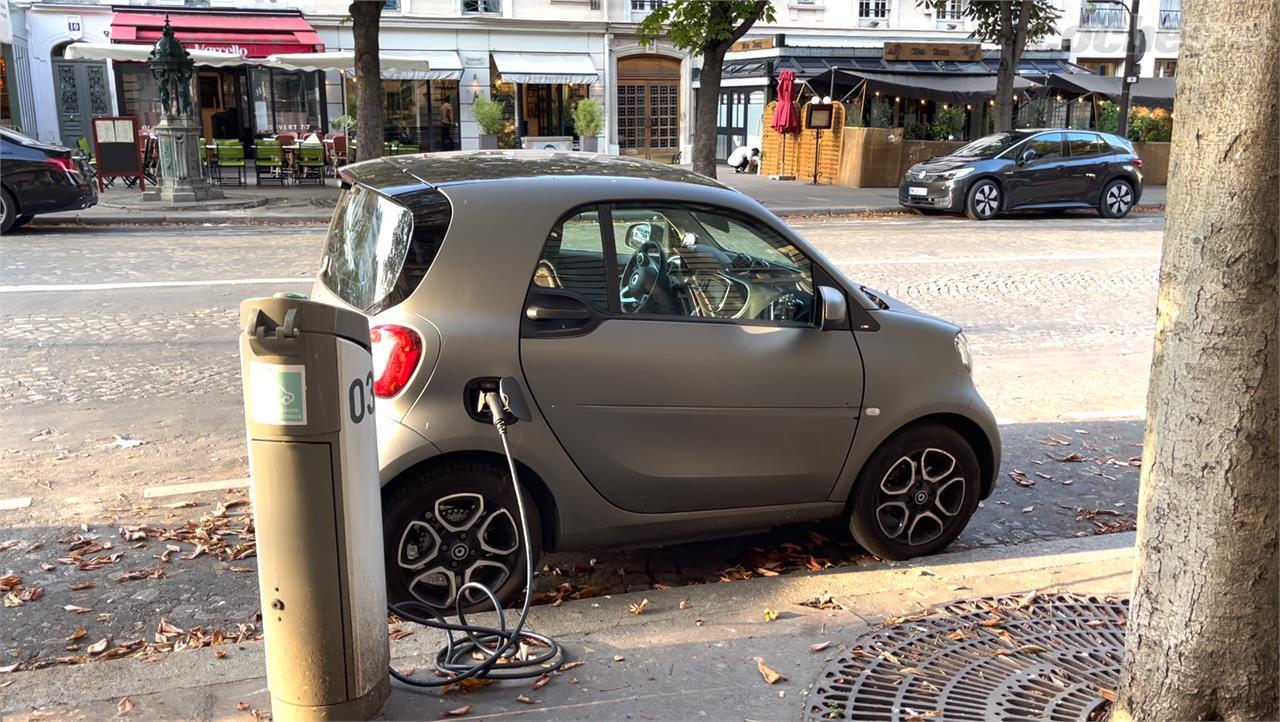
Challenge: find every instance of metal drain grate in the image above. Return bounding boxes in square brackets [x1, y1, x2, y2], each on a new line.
[804, 593, 1129, 722]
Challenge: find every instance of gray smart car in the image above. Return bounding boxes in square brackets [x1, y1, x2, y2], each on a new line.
[311, 151, 1001, 610]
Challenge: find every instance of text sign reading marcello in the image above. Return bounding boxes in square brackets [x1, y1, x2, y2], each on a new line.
[883, 42, 982, 62]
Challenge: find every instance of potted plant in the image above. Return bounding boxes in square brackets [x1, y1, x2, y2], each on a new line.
[571, 98, 604, 152]
[331, 114, 356, 133]
[472, 96, 506, 150]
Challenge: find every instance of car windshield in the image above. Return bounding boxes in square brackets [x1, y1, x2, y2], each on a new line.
[951, 133, 1025, 159]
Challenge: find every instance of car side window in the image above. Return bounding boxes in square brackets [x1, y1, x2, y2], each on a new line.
[611, 205, 816, 326]
[1067, 132, 1103, 157]
[532, 209, 610, 312]
[1029, 133, 1065, 161]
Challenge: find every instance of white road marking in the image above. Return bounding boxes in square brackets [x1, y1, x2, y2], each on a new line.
[0, 278, 312, 294]
[835, 251, 1161, 266]
[143, 478, 250, 498]
[0, 497, 32, 510]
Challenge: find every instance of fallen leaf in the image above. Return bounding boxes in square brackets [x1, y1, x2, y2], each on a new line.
[1022, 506, 1034, 513]
[215, 650, 228, 659]
[532, 673, 551, 690]
[236, 702, 250, 711]
[40, 562, 56, 572]
[653, 582, 671, 591]
[694, 618, 704, 626]
[116, 696, 134, 716]
[558, 660, 584, 672]
[756, 658, 785, 685]
[67, 627, 87, 641]
[68, 583, 95, 591]
[64, 604, 93, 614]
[88, 638, 109, 655]
[515, 694, 535, 705]
[678, 599, 690, 610]
[763, 608, 779, 622]
[443, 704, 473, 717]
[0, 663, 19, 673]
[1017, 644, 1048, 654]
[628, 599, 649, 616]
[1048, 452, 1085, 462]
[1099, 688, 1118, 702]
[809, 641, 831, 653]
[613, 655, 625, 662]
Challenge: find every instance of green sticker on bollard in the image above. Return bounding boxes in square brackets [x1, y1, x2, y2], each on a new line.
[250, 363, 307, 426]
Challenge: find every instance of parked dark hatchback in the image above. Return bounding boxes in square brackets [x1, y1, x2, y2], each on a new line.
[899, 129, 1143, 220]
[0, 128, 97, 234]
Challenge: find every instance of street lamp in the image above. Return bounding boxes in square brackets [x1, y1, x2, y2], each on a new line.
[1091, 0, 1142, 138]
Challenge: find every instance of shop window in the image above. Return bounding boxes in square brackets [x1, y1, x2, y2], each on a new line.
[857, 0, 889, 27]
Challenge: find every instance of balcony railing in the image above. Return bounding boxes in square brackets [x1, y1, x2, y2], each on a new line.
[1079, 5, 1127, 29]
[1159, 9, 1180, 29]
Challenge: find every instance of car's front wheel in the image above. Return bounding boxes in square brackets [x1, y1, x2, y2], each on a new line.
[848, 423, 981, 561]
[1099, 179, 1135, 218]
[383, 460, 542, 612]
[964, 179, 1001, 220]
[0, 188, 17, 235]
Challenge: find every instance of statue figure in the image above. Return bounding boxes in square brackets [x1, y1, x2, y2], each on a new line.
[148, 16, 194, 119]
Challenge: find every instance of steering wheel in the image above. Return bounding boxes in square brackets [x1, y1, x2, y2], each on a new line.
[619, 239, 667, 313]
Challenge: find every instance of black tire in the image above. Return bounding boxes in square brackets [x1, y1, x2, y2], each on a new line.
[13, 215, 33, 230]
[382, 460, 542, 613]
[848, 423, 982, 561]
[964, 179, 1001, 220]
[1098, 179, 1135, 218]
[0, 188, 16, 235]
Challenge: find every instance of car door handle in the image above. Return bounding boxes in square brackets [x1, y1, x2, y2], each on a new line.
[526, 304, 591, 321]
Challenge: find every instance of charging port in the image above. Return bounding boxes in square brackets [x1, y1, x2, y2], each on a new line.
[463, 377, 502, 424]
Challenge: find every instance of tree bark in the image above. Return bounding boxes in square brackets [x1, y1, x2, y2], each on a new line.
[350, 0, 385, 162]
[991, 1, 1017, 132]
[1113, 1, 1279, 720]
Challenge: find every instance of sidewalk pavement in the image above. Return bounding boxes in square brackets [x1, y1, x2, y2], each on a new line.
[33, 172, 1167, 227]
[3, 533, 1135, 721]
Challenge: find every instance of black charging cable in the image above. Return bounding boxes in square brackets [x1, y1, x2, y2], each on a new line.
[388, 391, 565, 687]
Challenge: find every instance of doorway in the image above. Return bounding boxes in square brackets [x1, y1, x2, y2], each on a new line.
[616, 55, 680, 162]
[52, 59, 112, 148]
[197, 70, 251, 145]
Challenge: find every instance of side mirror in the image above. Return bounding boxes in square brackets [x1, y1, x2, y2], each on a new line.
[818, 286, 848, 331]
[1019, 148, 1036, 165]
[624, 223, 650, 250]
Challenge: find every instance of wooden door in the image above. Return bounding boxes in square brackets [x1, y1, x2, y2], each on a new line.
[617, 56, 680, 162]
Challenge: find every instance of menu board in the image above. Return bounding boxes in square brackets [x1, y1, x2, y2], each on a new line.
[90, 116, 145, 192]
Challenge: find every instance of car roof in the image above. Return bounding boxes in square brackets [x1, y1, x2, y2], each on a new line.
[339, 150, 728, 194]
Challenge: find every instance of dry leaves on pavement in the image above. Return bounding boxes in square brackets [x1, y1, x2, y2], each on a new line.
[756, 658, 785, 684]
[443, 705, 473, 717]
[116, 697, 134, 717]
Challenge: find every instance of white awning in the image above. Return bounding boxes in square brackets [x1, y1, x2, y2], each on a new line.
[266, 50, 463, 80]
[492, 52, 598, 85]
[63, 42, 252, 68]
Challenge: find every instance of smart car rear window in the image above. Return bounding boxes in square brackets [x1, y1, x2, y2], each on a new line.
[320, 184, 450, 314]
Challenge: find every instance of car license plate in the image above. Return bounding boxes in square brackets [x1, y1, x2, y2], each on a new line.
[908, 186, 928, 197]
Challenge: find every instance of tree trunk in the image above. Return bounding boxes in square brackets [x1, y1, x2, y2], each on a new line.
[991, 1, 1016, 132]
[692, 43, 725, 179]
[1113, 1, 1279, 720]
[350, 0, 384, 162]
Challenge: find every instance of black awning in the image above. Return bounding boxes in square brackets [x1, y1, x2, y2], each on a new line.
[715, 51, 1088, 83]
[1044, 72, 1175, 109]
[804, 68, 1037, 103]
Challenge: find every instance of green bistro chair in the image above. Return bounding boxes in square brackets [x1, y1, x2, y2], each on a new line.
[214, 139, 246, 186]
[76, 137, 104, 186]
[294, 144, 327, 185]
[254, 139, 287, 186]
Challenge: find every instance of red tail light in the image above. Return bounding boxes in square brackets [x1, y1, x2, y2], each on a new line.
[1134, 158, 1143, 167]
[370, 324, 422, 398]
[46, 156, 77, 174]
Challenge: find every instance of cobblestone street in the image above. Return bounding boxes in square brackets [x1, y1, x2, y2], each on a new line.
[0, 212, 1160, 665]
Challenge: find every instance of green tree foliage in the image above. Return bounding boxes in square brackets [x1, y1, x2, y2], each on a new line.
[930, 105, 967, 140]
[925, 1, 1059, 131]
[471, 96, 507, 136]
[638, 0, 774, 178]
[571, 98, 605, 137]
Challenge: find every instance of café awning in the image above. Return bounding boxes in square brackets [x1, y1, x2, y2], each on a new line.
[64, 41, 252, 68]
[266, 50, 463, 80]
[806, 68, 1037, 103]
[1044, 72, 1175, 109]
[109, 10, 322, 58]
[492, 52, 598, 85]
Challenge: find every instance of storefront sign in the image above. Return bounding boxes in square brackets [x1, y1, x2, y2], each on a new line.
[67, 15, 84, 40]
[883, 42, 981, 62]
[730, 37, 775, 53]
[189, 43, 249, 57]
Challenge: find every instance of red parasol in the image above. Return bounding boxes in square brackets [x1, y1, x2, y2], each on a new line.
[771, 69, 801, 135]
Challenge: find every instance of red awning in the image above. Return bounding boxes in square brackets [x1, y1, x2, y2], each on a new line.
[109, 11, 323, 59]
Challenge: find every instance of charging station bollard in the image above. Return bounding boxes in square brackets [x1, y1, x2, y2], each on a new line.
[239, 295, 390, 721]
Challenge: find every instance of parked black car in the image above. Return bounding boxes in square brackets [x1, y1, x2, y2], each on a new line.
[899, 129, 1144, 220]
[0, 128, 97, 234]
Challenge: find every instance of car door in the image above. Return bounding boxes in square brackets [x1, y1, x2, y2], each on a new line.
[519, 203, 864, 514]
[1063, 132, 1108, 201]
[1003, 132, 1067, 207]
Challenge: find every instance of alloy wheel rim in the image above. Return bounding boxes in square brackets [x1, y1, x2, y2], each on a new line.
[874, 448, 966, 547]
[397, 492, 521, 608]
[1106, 184, 1132, 215]
[974, 185, 998, 217]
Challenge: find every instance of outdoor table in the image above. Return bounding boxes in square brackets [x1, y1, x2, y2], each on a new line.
[204, 144, 218, 179]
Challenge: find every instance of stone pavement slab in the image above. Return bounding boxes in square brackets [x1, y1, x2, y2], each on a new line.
[2, 533, 1135, 721]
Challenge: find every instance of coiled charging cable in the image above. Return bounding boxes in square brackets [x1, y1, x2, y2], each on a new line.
[388, 391, 565, 687]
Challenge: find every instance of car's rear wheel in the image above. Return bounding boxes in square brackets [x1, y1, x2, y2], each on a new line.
[847, 423, 981, 561]
[1099, 179, 1135, 218]
[0, 189, 17, 234]
[383, 460, 541, 613]
[964, 179, 1001, 220]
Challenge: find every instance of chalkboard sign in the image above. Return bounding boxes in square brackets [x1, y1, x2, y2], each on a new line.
[90, 116, 145, 192]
